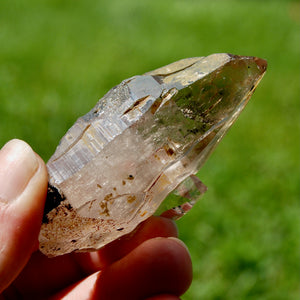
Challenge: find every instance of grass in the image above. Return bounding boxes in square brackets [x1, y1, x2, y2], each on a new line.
[0, 0, 299, 299]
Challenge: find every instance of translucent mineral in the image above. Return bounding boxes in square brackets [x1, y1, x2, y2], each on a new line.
[39, 54, 267, 257]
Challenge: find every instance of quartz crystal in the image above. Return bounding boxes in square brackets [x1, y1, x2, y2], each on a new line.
[39, 54, 267, 257]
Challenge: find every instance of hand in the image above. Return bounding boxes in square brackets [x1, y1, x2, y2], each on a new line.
[0, 139, 192, 300]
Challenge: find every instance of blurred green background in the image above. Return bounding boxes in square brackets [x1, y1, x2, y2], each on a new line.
[0, 0, 299, 299]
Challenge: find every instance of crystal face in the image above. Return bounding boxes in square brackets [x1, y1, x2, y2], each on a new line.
[39, 54, 267, 257]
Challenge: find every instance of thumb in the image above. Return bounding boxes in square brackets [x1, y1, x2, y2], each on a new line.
[0, 139, 48, 292]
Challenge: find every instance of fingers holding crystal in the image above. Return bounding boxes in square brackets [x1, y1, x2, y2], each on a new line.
[74, 216, 179, 272]
[50, 237, 192, 300]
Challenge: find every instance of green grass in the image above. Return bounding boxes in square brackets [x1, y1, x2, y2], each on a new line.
[0, 0, 299, 299]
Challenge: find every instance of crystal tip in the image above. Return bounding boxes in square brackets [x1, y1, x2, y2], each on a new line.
[254, 57, 267, 73]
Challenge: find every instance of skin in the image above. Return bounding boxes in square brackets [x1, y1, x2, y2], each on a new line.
[0, 140, 192, 300]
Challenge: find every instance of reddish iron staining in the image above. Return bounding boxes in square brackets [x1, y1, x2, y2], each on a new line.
[123, 96, 149, 115]
[164, 145, 175, 156]
[140, 211, 147, 217]
[122, 180, 126, 185]
[150, 98, 162, 114]
[154, 154, 160, 161]
[127, 195, 136, 203]
[148, 173, 162, 190]
[100, 201, 110, 216]
[97, 184, 102, 189]
[65, 203, 72, 210]
[104, 193, 113, 202]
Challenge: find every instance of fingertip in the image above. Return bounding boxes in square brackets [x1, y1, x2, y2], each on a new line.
[142, 216, 179, 239]
[0, 139, 40, 203]
[16, 152, 48, 213]
[0, 140, 48, 292]
[95, 237, 193, 299]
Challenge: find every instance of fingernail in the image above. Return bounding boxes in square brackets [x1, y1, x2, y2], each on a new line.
[0, 139, 39, 202]
[167, 237, 190, 252]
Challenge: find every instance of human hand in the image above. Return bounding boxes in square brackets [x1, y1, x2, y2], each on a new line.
[0, 139, 192, 300]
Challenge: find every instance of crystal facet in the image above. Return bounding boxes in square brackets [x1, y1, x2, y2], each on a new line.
[39, 54, 267, 257]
